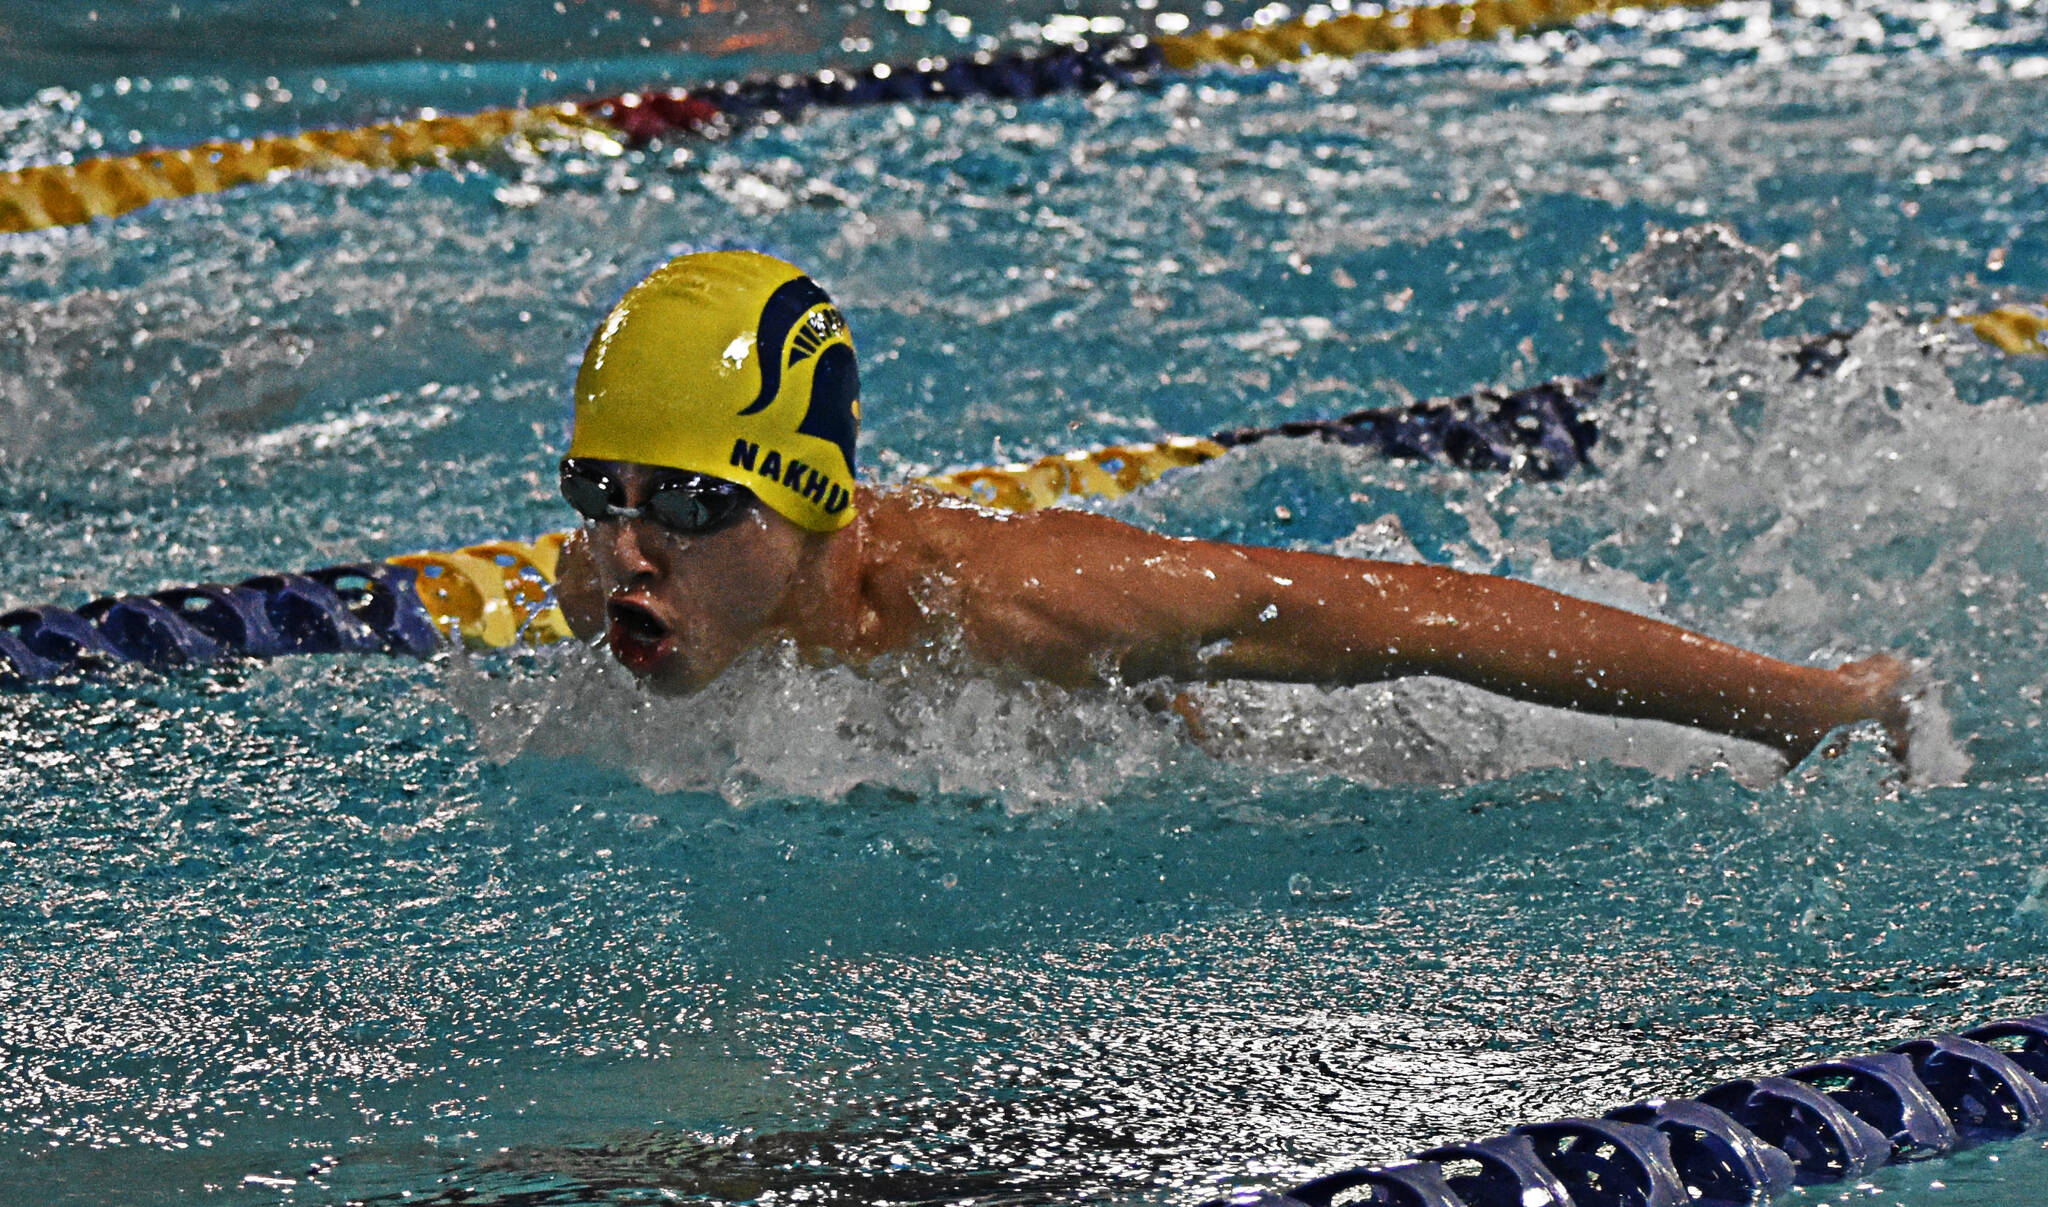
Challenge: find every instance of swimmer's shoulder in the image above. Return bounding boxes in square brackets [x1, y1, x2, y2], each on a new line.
[860, 481, 1029, 535]
[861, 483, 1215, 593]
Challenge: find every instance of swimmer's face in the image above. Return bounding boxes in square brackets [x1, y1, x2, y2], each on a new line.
[568, 460, 814, 692]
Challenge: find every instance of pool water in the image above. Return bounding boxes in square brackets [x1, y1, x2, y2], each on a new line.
[4, 0, 2048, 1203]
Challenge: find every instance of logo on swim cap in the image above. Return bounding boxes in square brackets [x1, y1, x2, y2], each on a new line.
[566, 250, 860, 533]
[739, 276, 860, 479]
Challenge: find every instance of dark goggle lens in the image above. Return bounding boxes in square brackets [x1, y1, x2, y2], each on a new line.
[560, 459, 749, 535]
[560, 466, 617, 522]
[646, 483, 745, 533]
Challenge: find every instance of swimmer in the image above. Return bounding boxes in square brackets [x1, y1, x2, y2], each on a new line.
[553, 251, 1912, 764]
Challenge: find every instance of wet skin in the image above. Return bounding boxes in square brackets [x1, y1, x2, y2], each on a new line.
[554, 460, 1911, 762]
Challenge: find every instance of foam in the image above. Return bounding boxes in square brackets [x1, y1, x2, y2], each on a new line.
[447, 614, 1785, 811]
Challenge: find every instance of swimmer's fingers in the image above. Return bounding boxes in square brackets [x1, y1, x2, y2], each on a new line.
[1142, 688, 1212, 744]
[1168, 690, 1210, 744]
[552, 530, 608, 641]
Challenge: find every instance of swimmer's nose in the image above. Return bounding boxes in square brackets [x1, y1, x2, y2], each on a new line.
[601, 516, 663, 581]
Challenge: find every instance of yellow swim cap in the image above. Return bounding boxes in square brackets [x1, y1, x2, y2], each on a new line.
[568, 250, 860, 532]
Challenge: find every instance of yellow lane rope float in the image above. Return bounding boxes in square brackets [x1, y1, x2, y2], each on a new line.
[0, 107, 601, 235]
[1153, 0, 1710, 70]
[388, 533, 575, 649]
[6, 0, 1719, 236]
[1960, 304, 2048, 356]
[916, 436, 1229, 512]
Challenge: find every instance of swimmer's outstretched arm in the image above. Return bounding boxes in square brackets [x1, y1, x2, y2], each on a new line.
[944, 505, 1908, 760]
[1195, 552, 1904, 758]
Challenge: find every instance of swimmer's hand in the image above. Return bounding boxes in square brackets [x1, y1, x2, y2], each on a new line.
[1766, 653, 1916, 765]
[1830, 653, 1915, 763]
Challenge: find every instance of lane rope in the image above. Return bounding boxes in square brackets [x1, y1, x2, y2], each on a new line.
[0, 107, 600, 234]
[0, 367, 1605, 681]
[0, 0, 1722, 235]
[1226, 1014, 2048, 1207]
[4, 316, 2031, 684]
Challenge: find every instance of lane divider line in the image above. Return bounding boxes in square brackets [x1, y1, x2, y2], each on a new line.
[1226, 1016, 2048, 1207]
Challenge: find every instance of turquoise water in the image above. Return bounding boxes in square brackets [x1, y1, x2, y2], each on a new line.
[4, 1, 2048, 1203]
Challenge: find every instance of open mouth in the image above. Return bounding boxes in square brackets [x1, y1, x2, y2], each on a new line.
[605, 598, 675, 675]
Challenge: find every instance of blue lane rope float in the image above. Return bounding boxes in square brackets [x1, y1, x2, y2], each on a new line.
[0, 563, 442, 682]
[1210, 372, 1604, 481]
[600, 37, 1170, 141]
[1222, 1015, 2048, 1207]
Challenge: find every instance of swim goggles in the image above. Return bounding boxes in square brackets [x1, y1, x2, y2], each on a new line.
[558, 458, 753, 535]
